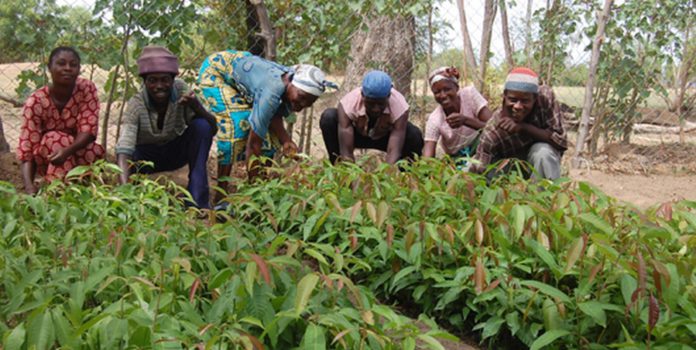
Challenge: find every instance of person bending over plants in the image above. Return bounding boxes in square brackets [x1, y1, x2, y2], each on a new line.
[320, 70, 423, 164]
[197, 50, 335, 209]
[422, 66, 492, 167]
[470, 67, 567, 179]
[17, 46, 105, 194]
[116, 46, 217, 209]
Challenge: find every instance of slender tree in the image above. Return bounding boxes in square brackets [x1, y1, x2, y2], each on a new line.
[500, 0, 514, 68]
[572, 0, 613, 167]
[478, 0, 498, 91]
[455, 0, 479, 84]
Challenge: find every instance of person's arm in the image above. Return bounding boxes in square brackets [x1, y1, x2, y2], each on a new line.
[268, 114, 298, 157]
[116, 154, 132, 184]
[477, 106, 493, 123]
[20, 161, 37, 194]
[423, 141, 437, 158]
[246, 130, 264, 180]
[337, 103, 355, 162]
[178, 91, 218, 135]
[17, 95, 41, 194]
[385, 112, 408, 164]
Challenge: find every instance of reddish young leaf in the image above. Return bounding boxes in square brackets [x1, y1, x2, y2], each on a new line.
[648, 293, 659, 332]
[250, 254, 272, 286]
[651, 259, 671, 289]
[659, 202, 673, 221]
[475, 219, 484, 246]
[484, 279, 501, 293]
[386, 224, 394, 248]
[587, 262, 603, 286]
[349, 232, 358, 251]
[189, 278, 200, 303]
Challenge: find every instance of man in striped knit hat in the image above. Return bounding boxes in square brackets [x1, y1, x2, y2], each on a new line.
[471, 67, 567, 179]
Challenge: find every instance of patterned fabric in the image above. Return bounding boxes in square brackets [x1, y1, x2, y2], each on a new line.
[339, 87, 409, 140]
[424, 86, 488, 155]
[505, 67, 539, 94]
[473, 85, 567, 171]
[115, 79, 195, 156]
[17, 77, 104, 180]
[197, 50, 290, 165]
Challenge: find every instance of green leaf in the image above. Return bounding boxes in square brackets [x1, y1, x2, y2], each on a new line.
[512, 205, 526, 237]
[564, 237, 584, 273]
[529, 329, 570, 350]
[542, 298, 563, 331]
[527, 238, 561, 273]
[391, 266, 417, 289]
[417, 334, 445, 350]
[578, 301, 607, 327]
[520, 280, 570, 303]
[481, 316, 505, 339]
[300, 323, 326, 350]
[579, 213, 613, 235]
[295, 273, 319, 316]
[4, 323, 26, 350]
[27, 311, 55, 350]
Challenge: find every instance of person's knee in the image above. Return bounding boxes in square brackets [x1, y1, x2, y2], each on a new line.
[528, 143, 558, 163]
[319, 108, 338, 132]
[189, 118, 214, 138]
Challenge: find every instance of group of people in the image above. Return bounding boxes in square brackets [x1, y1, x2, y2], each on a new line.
[17, 45, 567, 209]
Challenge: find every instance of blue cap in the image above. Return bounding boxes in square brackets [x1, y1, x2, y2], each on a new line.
[361, 70, 392, 99]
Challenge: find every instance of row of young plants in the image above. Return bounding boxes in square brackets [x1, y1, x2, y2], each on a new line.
[0, 164, 454, 350]
[223, 157, 696, 349]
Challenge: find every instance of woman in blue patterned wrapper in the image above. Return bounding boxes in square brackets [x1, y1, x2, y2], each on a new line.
[197, 50, 336, 205]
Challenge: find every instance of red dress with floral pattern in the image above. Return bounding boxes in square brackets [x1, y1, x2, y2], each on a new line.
[17, 77, 105, 180]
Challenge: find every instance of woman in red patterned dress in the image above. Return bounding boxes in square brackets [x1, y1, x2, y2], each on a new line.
[17, 46, 104, 194]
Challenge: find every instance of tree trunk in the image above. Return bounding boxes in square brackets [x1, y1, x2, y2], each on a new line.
[479, 0, 498, 92]
[674, 25, 694, 143]
[250, 0, 276, 61]
[245, 0, 265, 56]
[342, 14, 416, 99]
[572, 0, 613, 168]
[0, 115, 9, 153]
[524, 0, 533, 64]
[500, 0, 514, 68]
[304, 106, 314, 154]
[456, 0, 479, 84]
[422, 1, 434, 131]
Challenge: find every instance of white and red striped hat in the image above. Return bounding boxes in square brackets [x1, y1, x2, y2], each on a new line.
[504, 67, 539, 94]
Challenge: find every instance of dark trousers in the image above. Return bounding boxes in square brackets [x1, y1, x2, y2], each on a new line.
[133, 118, 213, 209]
[319, 108, 424, 164]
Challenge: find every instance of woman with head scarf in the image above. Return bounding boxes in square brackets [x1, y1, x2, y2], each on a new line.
[422, 66, 492, 165]
[17, 46, 105, 194]
[197, 50, 335, 201]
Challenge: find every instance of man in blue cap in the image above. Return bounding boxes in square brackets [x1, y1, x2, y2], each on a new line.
[319, 70, 423, 164]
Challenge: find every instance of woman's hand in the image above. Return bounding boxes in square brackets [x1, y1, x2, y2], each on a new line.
[48, 147, 71, 165]
[446, 113, 477, 129]
[282, 141, 300, 159]
[25, 183, 38, 195]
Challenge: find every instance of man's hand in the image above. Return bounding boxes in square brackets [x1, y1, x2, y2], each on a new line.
[498, 116, 522, 134]
[48, 147, 71, 165]
[178, 91, 206, 114]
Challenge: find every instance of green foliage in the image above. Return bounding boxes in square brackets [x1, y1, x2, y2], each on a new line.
[590, 0, 695, 149]
[0, 164, 451, 349]
[218, 157, 696, 348]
